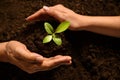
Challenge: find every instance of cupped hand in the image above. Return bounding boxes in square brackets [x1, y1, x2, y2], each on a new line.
[26, 4, 88, 30]
[5, 41, 72, 73]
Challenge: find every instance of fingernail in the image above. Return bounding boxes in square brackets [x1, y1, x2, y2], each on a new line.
[25, 18, 28, 21]
[25, 16, 31, 21]
[43, 6, 49, 11]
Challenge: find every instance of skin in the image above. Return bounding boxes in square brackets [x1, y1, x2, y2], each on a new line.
[26, 4, 120, 38]
[1, 4, 120, 74]
[0, 41, 71, 73]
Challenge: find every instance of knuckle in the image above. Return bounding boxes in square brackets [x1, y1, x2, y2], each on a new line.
[57, 4, 64, 7]
[8, 40, 18, 45]
[7, 40, 20, 49]
[53, 4, 64, 8]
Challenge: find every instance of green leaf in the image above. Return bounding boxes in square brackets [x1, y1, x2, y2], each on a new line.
[43, 35, 52, 43]
[44, 22, 54, 34]
[55, 21, 70, 33]
[53, 37, 62, 46]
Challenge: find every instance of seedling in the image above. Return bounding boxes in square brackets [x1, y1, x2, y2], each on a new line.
[43, 21, 70, 46]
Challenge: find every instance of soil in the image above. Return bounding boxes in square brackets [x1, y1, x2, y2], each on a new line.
[0, 0, 120, 80]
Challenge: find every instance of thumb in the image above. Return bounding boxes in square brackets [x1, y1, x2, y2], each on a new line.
[43, 6, 63, 22]
[15, 46, 44, 63]
[46, 55, 72, 70]
[43, 6, 50, 11]
[43, 6, 56, 16]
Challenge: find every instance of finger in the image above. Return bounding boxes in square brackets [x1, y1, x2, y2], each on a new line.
[43, 6, 65, 22]
[26, 8, 46, 21]
[45, 55, 72, 69]
[15, 46, 44, 63]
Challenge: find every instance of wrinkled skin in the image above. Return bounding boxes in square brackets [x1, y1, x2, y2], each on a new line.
[5, 41, 71, 73]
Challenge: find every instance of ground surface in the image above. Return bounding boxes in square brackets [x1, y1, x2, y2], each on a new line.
[0, 0, 120, 80]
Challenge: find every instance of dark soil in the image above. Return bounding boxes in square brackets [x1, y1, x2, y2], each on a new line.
[0, 0, 120, 80]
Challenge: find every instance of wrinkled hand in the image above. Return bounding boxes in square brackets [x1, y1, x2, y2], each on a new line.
[5, 41, 72, 73]
[26, 4, 88, 30]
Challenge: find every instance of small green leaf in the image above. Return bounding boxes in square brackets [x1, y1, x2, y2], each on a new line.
[53, 37, 62, 46]
[44, 22, 54, 34]
[55, 21, 70, 33]
[43, 35, 52, 43]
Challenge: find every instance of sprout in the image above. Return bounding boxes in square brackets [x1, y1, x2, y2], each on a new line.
[43, 21, 70, 46]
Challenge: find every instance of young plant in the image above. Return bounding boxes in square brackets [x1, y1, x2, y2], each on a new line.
[43, 21, 70, 46]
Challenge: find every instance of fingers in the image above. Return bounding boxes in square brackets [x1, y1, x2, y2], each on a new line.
[15, 55, 72, 73]
[43, 6, 64, 22]
[26, 4, 66, 22]
[6, 41, 44, 63]
[26, 8, 46, 21]
[51, 55, 72, 65]
[6, 40, 72, 73]
[15, 46, 44, 63]
[42, 55, 72, 70]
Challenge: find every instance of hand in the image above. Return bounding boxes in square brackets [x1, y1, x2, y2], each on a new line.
[5, 41, 71, 73]
[26, 4, 89, 30]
